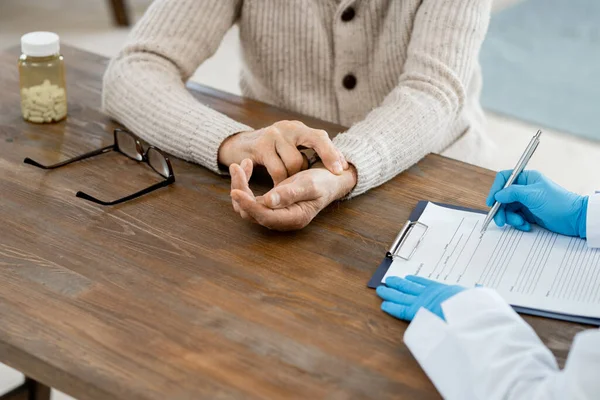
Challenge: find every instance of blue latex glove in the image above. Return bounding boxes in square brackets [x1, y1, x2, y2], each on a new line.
[376, 275, 466, 322]
[486, 170, 588, 238]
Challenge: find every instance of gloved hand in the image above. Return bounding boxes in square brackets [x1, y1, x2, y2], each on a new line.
[486, 170, 588, 238]
[376, 275, 466, 322]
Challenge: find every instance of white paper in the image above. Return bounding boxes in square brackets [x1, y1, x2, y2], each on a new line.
[383, 203, 600, 319]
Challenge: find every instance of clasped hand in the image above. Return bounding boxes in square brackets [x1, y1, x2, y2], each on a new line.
[229, 159, 357, 230]
[219, 120, 357, 231]
[218, 120, 348, 185]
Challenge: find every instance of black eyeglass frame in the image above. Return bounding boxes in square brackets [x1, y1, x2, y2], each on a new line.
[23, 129, 175, 206]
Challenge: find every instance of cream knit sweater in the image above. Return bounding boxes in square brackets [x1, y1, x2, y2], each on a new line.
[102, 0, 493, 197]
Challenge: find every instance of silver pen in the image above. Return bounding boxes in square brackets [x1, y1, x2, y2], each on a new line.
[480, 130, 542, 237]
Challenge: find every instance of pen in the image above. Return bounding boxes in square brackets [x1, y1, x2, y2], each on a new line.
[480, 130, 542, 237]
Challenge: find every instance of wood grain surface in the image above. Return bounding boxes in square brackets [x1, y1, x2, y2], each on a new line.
[0, 45, 591, 400]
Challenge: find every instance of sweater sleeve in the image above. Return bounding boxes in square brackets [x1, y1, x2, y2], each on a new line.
[333, 0, 492, 196]
[102, 0, 251, 174]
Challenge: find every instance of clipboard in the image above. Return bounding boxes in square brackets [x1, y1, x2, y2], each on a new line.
[368, 201, 600, 326]
[367, 201, 466, 289]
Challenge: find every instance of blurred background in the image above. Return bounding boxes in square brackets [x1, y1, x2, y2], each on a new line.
[1, 0, 599, 398]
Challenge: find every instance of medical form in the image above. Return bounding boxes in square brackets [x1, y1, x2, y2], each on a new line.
[383, 203, 600, 320]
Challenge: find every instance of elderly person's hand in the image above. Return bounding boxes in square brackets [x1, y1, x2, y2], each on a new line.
[218, 120, 348, 186]
[229, 159, 357, 231]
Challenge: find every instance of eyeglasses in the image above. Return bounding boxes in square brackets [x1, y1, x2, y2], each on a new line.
[24, 128, 175, 206]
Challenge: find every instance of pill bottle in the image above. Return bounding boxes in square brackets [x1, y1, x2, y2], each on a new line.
[18, 32, 67, 124]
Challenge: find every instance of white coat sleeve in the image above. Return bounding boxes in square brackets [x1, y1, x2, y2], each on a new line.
[404, 288, 600, 400]
[586, 193, 600, 248]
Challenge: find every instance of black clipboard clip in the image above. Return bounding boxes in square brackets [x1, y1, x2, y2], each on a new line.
[387, 220, 429, 260]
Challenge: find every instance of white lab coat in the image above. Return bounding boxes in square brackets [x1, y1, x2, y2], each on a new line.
[405, 193, 600, 400]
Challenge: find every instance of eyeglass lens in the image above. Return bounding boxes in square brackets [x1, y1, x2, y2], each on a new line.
[147, 147, 170, 178]
[115, 130, 143, 161]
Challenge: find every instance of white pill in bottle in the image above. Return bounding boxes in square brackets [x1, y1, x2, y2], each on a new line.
[18, 32, 68, 123]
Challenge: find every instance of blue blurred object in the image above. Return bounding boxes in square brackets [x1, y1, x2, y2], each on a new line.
[480, 0, 600, 141]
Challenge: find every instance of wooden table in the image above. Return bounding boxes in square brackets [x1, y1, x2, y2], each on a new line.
[0, 45, 590, 400]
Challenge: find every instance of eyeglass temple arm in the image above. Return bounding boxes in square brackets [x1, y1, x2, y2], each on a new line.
[75, 176, 174, 206]
[23, 145, 115, 169]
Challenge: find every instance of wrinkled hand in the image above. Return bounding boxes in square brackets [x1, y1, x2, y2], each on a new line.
[486, 170, 588, 237]
[377, 275, 466, 322]
[218, 120, 348, 185]
[229, 159, 357, 231]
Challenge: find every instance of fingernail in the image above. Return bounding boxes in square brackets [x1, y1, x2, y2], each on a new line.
[269, 193, 280, 207]
[341, 156, 348, 169]
[333, 161, 343, 174]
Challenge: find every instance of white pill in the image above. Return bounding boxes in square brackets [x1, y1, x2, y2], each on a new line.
[29, 116, 44, 123]
[31, 103, 47, 112]
[33, 98, 51, 107]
